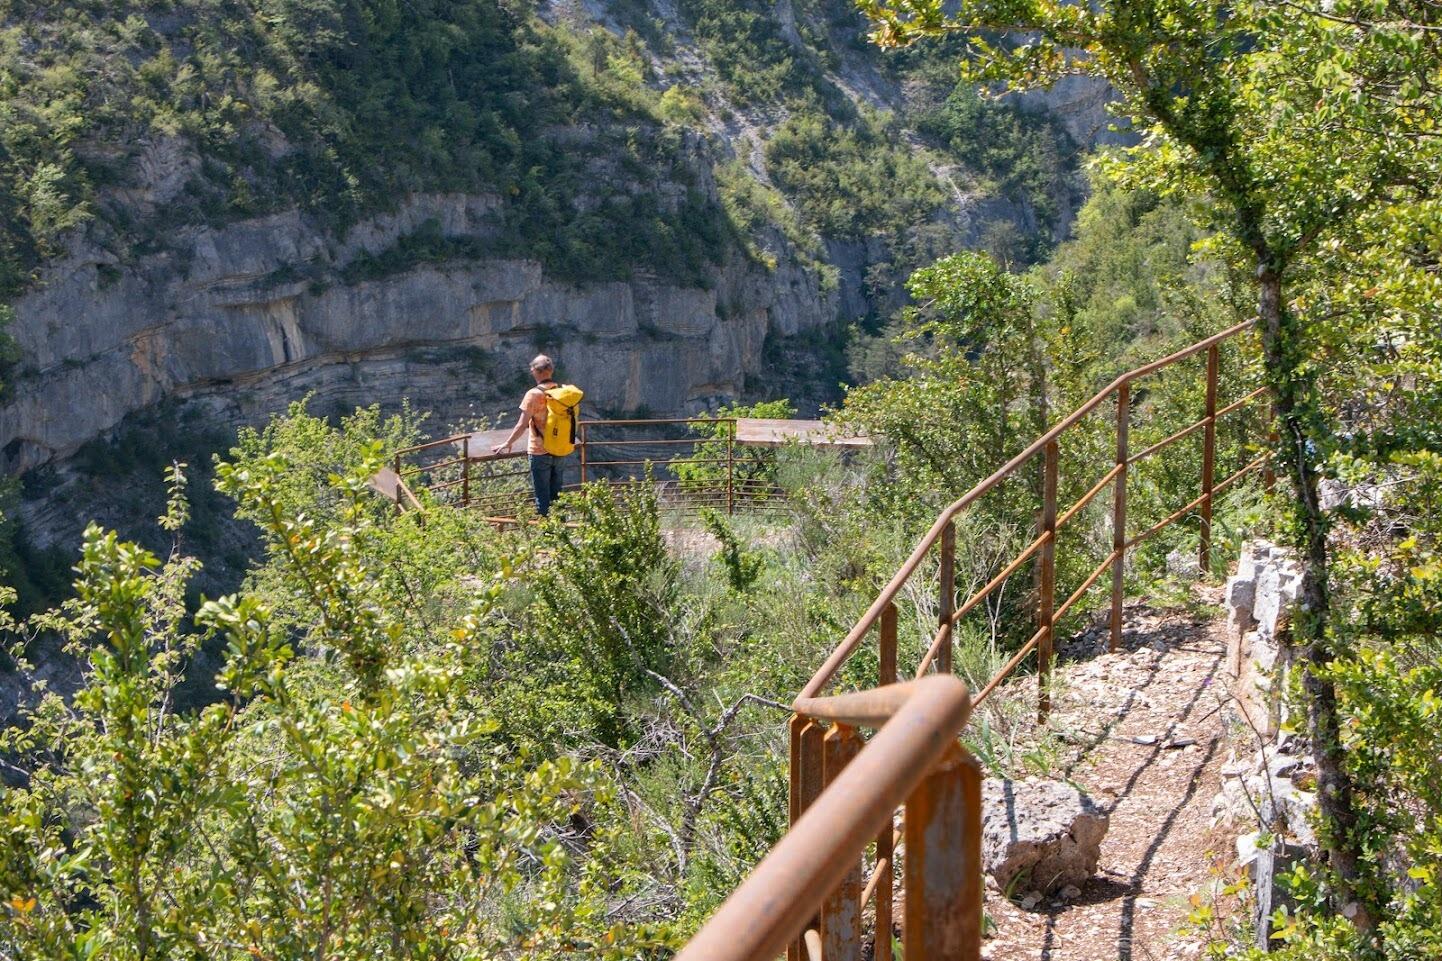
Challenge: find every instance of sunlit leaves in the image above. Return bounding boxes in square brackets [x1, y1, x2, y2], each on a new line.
[0, 431, 681, 958]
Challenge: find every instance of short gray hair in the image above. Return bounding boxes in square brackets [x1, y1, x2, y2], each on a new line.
[529, 354, 554, 372]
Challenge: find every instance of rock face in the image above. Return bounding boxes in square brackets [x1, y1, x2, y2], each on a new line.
[1, 192, 835, 478]
[1224, 540, 1302, 737]
[1212, 739, 1318, 845]
[982, 777, 1109, 895]
[1015, 75, 1133, 149]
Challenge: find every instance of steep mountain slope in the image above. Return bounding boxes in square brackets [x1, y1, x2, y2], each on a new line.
[0, 0, 1105, 589]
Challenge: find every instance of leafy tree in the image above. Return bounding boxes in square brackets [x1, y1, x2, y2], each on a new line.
[860, 0, 1442, 942]
[1038, 174, 1248, 375]
[0, 457, 677, 959]
[840, 251, 1061, 513]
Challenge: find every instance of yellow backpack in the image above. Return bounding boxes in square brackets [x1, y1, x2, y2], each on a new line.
[537, 384, 584, 456]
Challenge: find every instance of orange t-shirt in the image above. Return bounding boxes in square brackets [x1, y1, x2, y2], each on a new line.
[522, 385, 552, 455]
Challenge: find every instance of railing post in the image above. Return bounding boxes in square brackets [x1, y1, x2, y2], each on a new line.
[875, 603, 897, 959]
[1199, 344, 1219, 574]
[880, 603, 898, 688]
[789, 715, 825, 961]
[903, 742, 982, 961]
[579, 422, 588, 485]
[461, 434, 471, 508]
[727, 419, 735, 515]
[393, 452, 403, 511]
[821, 724, 863, 961]
[1038, 440, 1058, 720]
[937, 520, 955, 675]
[1110, 384, 1129, 653]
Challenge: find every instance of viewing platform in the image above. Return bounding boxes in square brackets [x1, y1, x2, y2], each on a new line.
[369, 416, 870, 521]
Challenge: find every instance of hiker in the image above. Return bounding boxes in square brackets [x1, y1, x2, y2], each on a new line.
[491, 354, 583, 517]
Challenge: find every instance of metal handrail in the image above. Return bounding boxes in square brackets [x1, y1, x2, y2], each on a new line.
[676, 676, 976, 961]
[680, 323, 1272, 961]
[798, 318, 1262, 701]
[390, 418, 758, 520]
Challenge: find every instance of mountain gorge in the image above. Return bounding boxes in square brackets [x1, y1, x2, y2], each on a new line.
[0, 0, 1105, 587]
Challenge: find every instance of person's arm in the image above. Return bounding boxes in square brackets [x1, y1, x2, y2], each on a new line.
[492, 410, 531, 454]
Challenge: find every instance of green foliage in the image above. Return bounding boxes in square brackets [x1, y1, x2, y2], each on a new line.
[675, 0, 819, 105]
[0, 509, 71, 614]
[0, 0, 1087, 299]
[338, 218, 494, 285]
[840, 251, 1061, 514]
[764, 109, 945, 240]
[226, 399, 421, 530]
[0, 0, 732, 292]
[699, 508, 763, 592]
[1040, 174, 1246, 374]
[12, 2, 1442, 948]
[0, 450, 679, 958]
[526, 482, 680, 747]
[912, 80, 1075, 239]
[715, 159, 823, 272]
[673, 399, 796, 495]
[859, 0, 1442, 945]
[659, 84, 707, 126]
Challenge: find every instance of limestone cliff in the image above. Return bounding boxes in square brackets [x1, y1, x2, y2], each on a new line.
[3, 191, 832, 476]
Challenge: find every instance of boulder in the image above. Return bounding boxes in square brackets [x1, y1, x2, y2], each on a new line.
[1225, 540, 1301, 641]
[1166, 548, 1202, 579]
[982, 778, 1109, 895]
[1319, 479, 1386, 512]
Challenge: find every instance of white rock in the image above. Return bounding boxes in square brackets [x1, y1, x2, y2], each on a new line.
[1237, 831, 1261, 867]
[983, 778, 1109, 895]
[1167, 548, 1202, 579]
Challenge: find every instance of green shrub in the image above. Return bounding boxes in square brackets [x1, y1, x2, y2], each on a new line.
[527, 481, 680, 746]
[699, 508, 763, 592]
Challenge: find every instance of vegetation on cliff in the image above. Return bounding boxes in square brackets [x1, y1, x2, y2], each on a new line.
[0, 0, 1082, 307]
[0, 0, 736, 293]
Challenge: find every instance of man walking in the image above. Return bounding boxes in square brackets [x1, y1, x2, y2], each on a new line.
[492, 354, 580, 517]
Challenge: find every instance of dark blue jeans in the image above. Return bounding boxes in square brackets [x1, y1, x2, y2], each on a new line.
[529, 454, 564, 517]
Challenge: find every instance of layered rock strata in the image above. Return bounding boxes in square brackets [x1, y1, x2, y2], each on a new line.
[3, 193, 834, 477]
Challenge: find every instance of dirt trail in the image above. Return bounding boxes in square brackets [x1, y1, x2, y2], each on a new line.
[982, 598, 1233, 961]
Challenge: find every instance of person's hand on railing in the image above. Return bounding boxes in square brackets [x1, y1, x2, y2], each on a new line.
[490, 441, 512, 455]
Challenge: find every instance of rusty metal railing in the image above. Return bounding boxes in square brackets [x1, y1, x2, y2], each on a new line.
[680, 321, 1270, 961]
[798, 318, 1267, 711]
[389, 417, 787, 520]
[678, 675, 980, 961]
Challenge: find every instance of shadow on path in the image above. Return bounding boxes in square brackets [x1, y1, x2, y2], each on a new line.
[1026, 612, 1227, 961]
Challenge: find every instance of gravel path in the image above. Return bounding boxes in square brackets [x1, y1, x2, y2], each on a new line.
[981, 599, 1235, 961]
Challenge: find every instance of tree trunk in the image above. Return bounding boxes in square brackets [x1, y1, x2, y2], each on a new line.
[1255, 261, 1377, 938]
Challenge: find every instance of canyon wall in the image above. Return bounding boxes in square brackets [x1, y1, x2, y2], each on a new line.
[3, 191, 833, 478]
